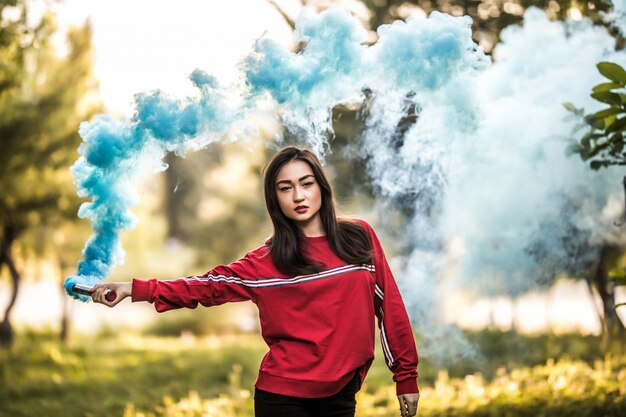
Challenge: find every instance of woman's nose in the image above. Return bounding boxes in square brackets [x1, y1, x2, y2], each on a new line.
[293, 187, 304, 202]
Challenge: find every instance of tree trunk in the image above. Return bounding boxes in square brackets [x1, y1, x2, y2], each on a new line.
[511, 297, 518, 332]
[59, 259, 70, 343]
[0, 225, 20, 347]
[585, 276, 606, 333]
[594, 244, 626, 347]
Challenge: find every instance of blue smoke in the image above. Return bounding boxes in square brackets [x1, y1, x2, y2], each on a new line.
[243, 7, 487, 156]
[67, 6, 486, 308]
[242, 5, 626, 356]
[64, 71, 240, 300]
[66, 4, 626, 358]
[245, 7, 367, 104]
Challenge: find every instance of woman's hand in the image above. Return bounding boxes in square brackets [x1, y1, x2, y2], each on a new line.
[397, 392, 419, 417]
[91, 282, 132, 307]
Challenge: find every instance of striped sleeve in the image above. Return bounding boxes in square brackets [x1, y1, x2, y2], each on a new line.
[362, 220, 419, 395]
[132, 247, 265, 312]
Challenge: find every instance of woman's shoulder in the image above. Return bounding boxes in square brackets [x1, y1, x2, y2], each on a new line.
[244, 243, 271, 260]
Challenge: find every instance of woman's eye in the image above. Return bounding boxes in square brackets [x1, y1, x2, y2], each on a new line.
[280, 187, 291, 192]
[303, 182, 314, 187]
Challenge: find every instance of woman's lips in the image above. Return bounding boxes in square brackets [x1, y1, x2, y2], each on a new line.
[295, 206, 308, 213]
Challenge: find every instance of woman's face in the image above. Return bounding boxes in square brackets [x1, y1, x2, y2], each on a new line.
[275, 159, 323, 229]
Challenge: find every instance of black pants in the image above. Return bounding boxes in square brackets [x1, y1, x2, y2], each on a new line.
[254, 373, 359, 417]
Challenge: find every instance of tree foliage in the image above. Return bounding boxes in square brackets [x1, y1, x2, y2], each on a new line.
[0, 0, 101, 345]
[566, 62, 626, 169]
[565, 61, 626, 327]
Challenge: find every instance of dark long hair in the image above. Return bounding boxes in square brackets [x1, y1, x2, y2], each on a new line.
[263, 146, 373, 276]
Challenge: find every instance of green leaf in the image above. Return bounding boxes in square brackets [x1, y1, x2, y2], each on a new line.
[589, 107, 622, 120]
[591, 91, 621, 106]
[563, 102, 578, 113]
[605, 116, 626, 134]
[587, 144, 609, 159]
[597, 62, 626, 85]
[580, 131, 603, 143]
[584, 114, 605, 129]
[581, 134, 592, 149]
[590, 160, 604, 170]
[592, 82, 622, 93]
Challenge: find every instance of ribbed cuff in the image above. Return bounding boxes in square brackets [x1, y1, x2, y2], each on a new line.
[396, 378, 419, 395]
[131, 278, 152, 303]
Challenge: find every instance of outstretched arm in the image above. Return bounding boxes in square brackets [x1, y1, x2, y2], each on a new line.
[91, 246, 265, 312]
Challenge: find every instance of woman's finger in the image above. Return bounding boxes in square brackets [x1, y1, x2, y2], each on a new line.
[91, 285, 111, 305]
[398, 396, 407, 417]
[397, 394, 419, 417]
[91, 286, 101, 303]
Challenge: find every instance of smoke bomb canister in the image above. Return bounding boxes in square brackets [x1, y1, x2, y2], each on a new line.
[72, 283, 117, 302]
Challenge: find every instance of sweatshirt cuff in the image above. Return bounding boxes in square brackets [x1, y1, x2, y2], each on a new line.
[396, 378, 419, 395]
[131, 278, 152, 303]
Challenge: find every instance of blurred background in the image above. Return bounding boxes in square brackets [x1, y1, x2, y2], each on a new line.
[1, 0, 626, 416]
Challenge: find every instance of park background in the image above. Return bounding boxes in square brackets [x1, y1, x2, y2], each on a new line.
[1, 0, 626, 416]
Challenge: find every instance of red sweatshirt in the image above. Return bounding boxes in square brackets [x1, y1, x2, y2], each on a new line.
[131, 219, 418, 397]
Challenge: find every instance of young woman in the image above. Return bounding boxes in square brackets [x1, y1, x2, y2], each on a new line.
[92, 146, 420, 417]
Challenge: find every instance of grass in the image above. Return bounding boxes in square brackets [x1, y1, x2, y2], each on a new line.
[118, 355, 626, 417]
[0, 332, 266, 417]
[0, 329, 624, 417]
[119, 355, 626, 417]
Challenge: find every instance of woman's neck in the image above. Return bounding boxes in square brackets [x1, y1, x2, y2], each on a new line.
[296, 215, 325, 237]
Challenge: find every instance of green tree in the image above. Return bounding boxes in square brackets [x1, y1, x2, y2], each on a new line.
[0, 0, 101, 345]
[566, 62, 626, 169]
[566, 61, 626, 345]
